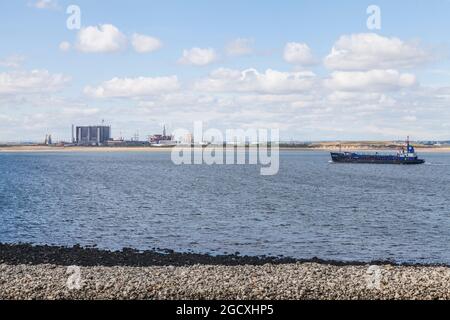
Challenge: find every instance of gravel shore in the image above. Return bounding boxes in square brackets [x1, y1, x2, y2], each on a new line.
[1, 263, 450, 300]
[1, 244, 449, 300]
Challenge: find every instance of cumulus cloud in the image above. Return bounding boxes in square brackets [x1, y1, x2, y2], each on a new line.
[324, 69, 417, 92]
[131, 33, 162, 53]
[179, 48, 218, 66]
[84, 76, 180, 98]
[283, 42, 316, 66]
[226, 38, 254, 56]
[327, 91, 395, 105]
[0, 55, 25, 68]
[324, 33, 430, 70]
[195, 68, 316, 94]
[0, 70, 70, 95]
[65, 27, 163, 54]
[75, 24, 127, 53]
[62, 107, 100, 116]
[30, 0, 59, 10]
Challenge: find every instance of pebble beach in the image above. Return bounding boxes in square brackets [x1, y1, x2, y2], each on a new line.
[1, 244, 449, 300]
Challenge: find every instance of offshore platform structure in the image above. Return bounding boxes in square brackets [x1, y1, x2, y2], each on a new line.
[72, 124, 111, 146]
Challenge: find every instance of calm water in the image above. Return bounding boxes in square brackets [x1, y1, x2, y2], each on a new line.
[1, 151, 449, 264]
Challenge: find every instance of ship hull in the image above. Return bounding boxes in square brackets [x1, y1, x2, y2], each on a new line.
[331, 153, 425, 165]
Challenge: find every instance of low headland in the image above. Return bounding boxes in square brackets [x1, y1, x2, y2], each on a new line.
[1, 243, 449, 300]
[1, 141, 450, 153]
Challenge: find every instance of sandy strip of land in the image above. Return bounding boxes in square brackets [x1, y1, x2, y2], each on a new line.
[1, 146, 450, 153]
[1, 263, 449, 300]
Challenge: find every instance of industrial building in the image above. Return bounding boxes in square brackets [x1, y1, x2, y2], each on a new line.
[72, 125, 111, 146]
[149, 125, 176, 147]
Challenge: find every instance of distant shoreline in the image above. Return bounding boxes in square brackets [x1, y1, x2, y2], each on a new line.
[1, 145, 450, 153]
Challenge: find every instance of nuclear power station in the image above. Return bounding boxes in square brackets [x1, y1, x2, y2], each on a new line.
[72, 125, 111, 146]
[65, 123, 184, 147]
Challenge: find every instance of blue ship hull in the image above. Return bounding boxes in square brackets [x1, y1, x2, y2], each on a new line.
[331, 152, 425, 165]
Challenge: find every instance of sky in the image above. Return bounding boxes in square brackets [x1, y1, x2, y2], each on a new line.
[1, 0, 450, 142]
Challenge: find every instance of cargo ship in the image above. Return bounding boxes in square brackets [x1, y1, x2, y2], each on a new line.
[330, 137, 425, 165]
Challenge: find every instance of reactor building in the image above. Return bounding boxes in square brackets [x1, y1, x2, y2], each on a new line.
[72, 125, 111, 146]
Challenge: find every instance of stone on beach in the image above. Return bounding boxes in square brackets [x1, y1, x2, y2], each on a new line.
[1, 263, 450, 300]
[1, 244, 449, 300]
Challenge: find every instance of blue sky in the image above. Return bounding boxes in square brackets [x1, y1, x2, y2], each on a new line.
[1, 0, 450, 142]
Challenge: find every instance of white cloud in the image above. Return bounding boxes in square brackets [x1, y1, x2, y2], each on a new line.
[325, 33, 430, 70]
[75, 24, 127, 53]
[324, 69, 417, 92]
[62, 107, 100, 116]
[326, 91, 396, 106]
[195, 68, 316, 94]
[179, 48, 218, 66]
[131, 33, 162, 53]
[59, 41, 71, 52]
[31, 0, 59, 10]
[226, 38, 254, 56]
[0, 70, 70, 95]
[403, 115, 417, 122]
[84, 76, 180, 98]
[283, 42, 316, 66]
[0, 55, 25, 68]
